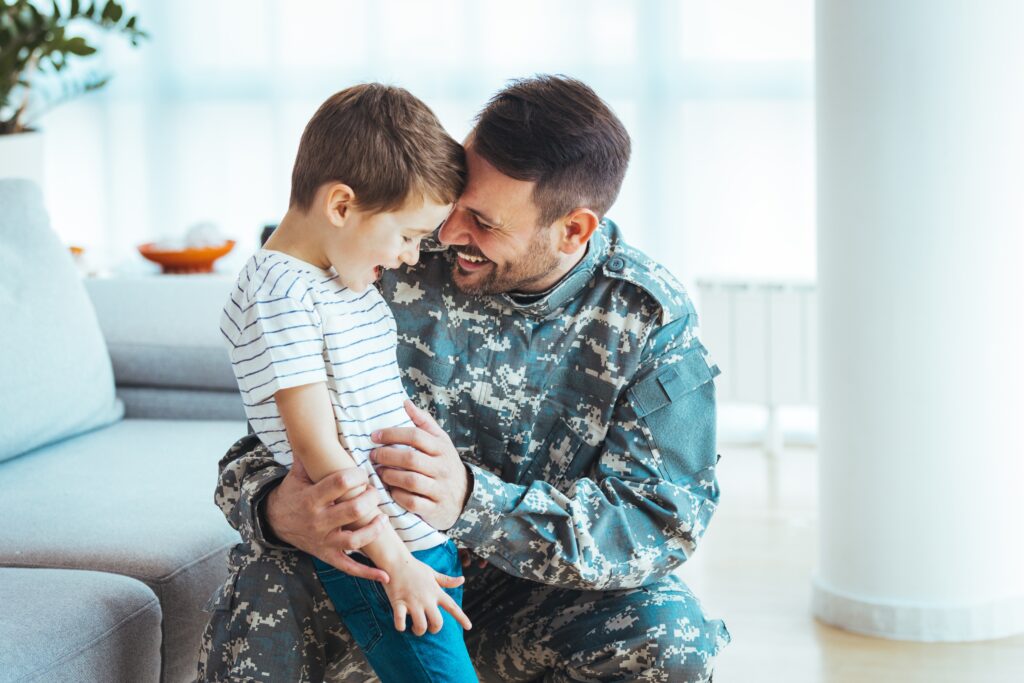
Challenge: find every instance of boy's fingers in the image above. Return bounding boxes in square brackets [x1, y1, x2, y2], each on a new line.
[434, 571, 465, 589]
[394, 603, 407, 632]
[428, 606, 444, 634]
[440, 595, 473, 631]
[411, 609, 428, 636]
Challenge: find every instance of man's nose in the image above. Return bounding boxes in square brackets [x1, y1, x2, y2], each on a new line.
[438, 209, 471, 246]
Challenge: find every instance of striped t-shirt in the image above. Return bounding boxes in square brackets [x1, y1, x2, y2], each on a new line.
[220, 249, 446, 552]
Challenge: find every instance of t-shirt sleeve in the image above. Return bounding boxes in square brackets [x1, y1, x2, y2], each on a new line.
[222, 293, 327, 406]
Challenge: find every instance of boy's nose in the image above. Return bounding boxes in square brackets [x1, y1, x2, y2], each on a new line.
[400, 247, 420, 267]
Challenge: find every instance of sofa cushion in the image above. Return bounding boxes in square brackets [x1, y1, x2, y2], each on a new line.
[85, 275, 239, 392]
[0, 179, 123, 463]
[0, 418, 245, 683]
[0, 567, 162, 682]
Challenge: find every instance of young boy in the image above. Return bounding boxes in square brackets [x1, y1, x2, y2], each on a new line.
[217, 84, 476, 682]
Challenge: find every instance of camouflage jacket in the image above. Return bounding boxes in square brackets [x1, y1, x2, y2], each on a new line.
[219, 219, 722, 591]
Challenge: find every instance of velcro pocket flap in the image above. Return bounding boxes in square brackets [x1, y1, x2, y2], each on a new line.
[630, 346, 720, 418]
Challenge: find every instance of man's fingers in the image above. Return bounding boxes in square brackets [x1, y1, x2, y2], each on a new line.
[389, 489, 431, 515]
[440, 594, 473, 631]
[289, 457, 312, 483]
[315, 468, 369, 505]
[402, 399, 445, 437]
[326, 551, 390, 584]
[324, 488, 381, 529]
[325, 515, 386, 553]
[372, 425, 436, 456]
[371, 445, 435, 477]
[376, 467, 438, 501]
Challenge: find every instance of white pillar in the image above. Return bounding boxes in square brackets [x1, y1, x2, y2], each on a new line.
[814, 0, 1024, 641]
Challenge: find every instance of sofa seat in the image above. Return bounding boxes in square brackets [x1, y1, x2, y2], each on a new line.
[0, 567, 162, 682]
[0, 419, 245, 683]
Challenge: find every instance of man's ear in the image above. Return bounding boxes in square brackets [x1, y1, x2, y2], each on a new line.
[557, 208, 600, 254]
[323, 183, 356, 227]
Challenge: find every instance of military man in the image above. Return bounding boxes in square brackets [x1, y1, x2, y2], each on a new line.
[199, 75, 730, 682]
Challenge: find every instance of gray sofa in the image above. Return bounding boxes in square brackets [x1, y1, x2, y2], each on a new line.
[0, 179, 247, 683]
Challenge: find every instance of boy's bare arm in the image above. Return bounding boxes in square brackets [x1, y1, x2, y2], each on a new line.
[275, 382, 410, 569]
[274, 382, 472, 634]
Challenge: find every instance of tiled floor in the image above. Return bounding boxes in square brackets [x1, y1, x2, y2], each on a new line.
[678, 446, 1024, 683]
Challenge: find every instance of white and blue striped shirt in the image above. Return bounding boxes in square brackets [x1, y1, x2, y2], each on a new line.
[220, 249, 446, 552]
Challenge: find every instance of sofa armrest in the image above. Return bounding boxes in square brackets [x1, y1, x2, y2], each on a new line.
[85, 275, 244, 420]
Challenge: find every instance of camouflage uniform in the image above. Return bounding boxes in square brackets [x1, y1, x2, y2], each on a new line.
[198, 220, 730, 682]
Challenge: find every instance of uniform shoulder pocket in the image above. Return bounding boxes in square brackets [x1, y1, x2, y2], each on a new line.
[628, 345, 720, 482]
[629, 344, 719, 418]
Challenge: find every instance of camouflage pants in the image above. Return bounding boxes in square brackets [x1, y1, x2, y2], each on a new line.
[197, 544, 730, 683]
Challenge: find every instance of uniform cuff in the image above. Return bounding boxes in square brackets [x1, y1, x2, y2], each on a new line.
[446, 463, 515, 548]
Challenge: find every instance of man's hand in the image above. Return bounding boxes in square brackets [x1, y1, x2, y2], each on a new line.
[371, 400, 470, 531]
[265, 458, 390, 583]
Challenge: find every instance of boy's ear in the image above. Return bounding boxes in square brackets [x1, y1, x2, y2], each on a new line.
[323, 183, 356, 227]
[556, 208, 600, 255]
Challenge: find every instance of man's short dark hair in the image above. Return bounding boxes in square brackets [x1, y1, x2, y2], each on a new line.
[471, 75, 631, 226]
[290, 83, 465, 213]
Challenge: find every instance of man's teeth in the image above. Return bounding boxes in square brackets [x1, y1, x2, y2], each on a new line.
[458, 252, 488, 263]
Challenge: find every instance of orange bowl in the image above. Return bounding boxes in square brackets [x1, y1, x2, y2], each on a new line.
[138, 240, 235, 274]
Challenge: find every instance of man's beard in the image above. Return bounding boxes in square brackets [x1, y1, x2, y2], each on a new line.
[452, 227, 561, 296]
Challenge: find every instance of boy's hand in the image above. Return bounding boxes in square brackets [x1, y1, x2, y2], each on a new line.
[371, 400, 470, 531]
[266, 458, 390, 583]
[382, 556, 472, 636]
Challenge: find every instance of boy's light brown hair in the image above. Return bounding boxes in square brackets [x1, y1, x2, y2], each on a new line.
[290, 84, 465, 213]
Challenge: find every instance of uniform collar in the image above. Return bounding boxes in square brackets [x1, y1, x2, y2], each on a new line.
[497, 221, 611, 319]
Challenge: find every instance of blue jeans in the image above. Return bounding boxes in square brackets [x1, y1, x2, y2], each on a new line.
[312, 541, 477, 683]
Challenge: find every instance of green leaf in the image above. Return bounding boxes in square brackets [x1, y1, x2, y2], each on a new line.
[63, 36, 95, 56]
[101, 0, 122, 24]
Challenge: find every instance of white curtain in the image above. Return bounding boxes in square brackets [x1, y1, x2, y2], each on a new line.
[40, 0, 815, 287]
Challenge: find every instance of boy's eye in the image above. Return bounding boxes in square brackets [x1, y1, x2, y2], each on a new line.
[402, 235, 414, 243]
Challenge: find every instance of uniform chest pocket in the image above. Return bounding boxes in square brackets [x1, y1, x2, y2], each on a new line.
[520, 416, 587, 490]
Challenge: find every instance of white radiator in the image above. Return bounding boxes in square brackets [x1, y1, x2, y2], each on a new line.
[696, 280, 818, 453]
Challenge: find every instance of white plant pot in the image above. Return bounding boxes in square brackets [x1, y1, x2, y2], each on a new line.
[0, 130, 45, 189]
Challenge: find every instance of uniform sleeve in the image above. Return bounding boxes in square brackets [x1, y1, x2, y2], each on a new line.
[221, 293, 327, 405]
[215, 433, 294, 550]
[446, 313, 722, 590]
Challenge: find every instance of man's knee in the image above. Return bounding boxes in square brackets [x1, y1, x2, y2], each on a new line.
[635, 586, 730, 683]
[197, 546, 357, 682]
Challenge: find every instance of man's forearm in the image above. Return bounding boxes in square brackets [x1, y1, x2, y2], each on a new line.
[446, 463, 717, 590]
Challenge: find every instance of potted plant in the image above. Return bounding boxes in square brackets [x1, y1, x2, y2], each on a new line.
[0, 0, 146, 184]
